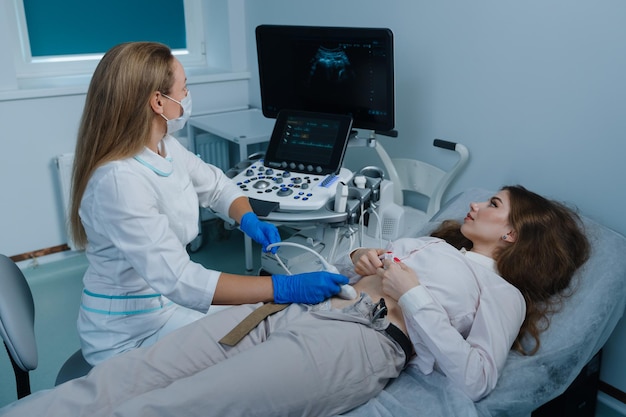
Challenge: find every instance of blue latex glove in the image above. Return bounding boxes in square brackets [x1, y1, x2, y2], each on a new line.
[272, 272, 349, 304]
[239, 212, 281, 253]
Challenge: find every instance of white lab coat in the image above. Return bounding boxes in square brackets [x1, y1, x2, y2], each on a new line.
[77, 135, 244, 365]
[393, 237, 526, 400]
[338, 236, 526, 401]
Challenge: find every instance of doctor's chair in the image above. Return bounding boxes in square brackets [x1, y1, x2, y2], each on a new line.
[0, 255, 37, 399]
[0, 254, 91, 400]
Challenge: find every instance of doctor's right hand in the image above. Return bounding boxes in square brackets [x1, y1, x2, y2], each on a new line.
[272, 272, 349, 304]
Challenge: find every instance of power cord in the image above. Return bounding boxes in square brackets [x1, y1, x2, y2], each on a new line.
[266, 241, 357, 299]
[368, 202, 384, 248]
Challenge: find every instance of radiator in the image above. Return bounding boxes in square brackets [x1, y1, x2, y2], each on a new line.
[56, 153, 76, 250]
[193, 134, 231, 222]
[194, 133, 231, 172]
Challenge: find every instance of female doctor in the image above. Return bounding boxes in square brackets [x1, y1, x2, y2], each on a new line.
[68, 41, 348, 365]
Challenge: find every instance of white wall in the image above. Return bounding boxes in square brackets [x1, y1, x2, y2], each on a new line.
[0, 81, 251, 257]
[244, 0, 626, 398]
[1, 0, 625, 402]
[0, 0, 251, 257]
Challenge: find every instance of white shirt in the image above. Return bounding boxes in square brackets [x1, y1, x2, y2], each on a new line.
[348, 236, 526, 401]
[77, 135, 244, 362]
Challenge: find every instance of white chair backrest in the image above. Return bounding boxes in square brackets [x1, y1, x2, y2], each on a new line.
[392, 140, 469, 218]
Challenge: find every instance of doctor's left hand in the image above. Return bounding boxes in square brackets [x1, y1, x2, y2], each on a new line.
[239, 212, 281, 253]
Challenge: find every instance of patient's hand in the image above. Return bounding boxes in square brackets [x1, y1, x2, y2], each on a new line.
[379, 259, 420, 301]
[351, 248, 385, 276]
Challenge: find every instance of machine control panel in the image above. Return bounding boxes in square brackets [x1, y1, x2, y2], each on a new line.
[232, 160, 353, 211]
[230, 109, 354, 212]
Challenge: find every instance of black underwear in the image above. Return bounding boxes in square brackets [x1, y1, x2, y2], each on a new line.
[385, 323, 414, 366]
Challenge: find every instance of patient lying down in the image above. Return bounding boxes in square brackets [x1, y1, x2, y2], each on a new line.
[0, 185, 589, 417]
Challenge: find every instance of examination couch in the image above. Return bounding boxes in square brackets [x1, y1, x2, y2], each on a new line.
[338, 188, 626, 417]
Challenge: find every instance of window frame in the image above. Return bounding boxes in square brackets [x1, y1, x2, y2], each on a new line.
[9, 0, 207, 83]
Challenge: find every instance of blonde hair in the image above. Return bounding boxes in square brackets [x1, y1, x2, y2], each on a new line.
[70, 42, 175, 248]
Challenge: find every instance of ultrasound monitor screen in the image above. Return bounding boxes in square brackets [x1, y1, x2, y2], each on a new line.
[256, 25, 395, 132]
[274, 116, 338, 165]
[264, 110, 353, 175]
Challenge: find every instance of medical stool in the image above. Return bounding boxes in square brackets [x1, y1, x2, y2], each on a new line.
[55, 349, 92, 386]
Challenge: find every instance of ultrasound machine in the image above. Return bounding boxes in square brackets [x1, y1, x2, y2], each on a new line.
[229, 110, 355, 214]
[230, 24, 398, 275]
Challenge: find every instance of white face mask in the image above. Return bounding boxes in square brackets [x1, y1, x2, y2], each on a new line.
[161, 91, 192, 134]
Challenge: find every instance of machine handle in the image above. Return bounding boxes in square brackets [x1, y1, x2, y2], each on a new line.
[374, 129, 399, 138]
[433, 138, 457, 151]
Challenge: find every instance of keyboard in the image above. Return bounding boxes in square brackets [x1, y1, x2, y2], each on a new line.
[231, 160, 353, 211]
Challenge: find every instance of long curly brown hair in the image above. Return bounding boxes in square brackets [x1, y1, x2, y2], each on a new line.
[431, 185, 590, 355]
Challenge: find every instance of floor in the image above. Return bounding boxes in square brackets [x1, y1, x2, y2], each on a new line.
[0, 219, 623, 416]
[0, 219, 262, 408]
[595, 401, 624, 417]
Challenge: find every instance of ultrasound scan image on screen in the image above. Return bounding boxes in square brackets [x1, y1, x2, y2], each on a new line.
[256, 25, 395, 132]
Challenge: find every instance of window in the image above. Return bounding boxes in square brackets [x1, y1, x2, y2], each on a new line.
[10, 0, 206, 83]
[24, 0, 187, 56]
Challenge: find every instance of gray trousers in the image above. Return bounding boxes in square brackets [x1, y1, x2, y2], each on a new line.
[0, 295, 406, 417]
